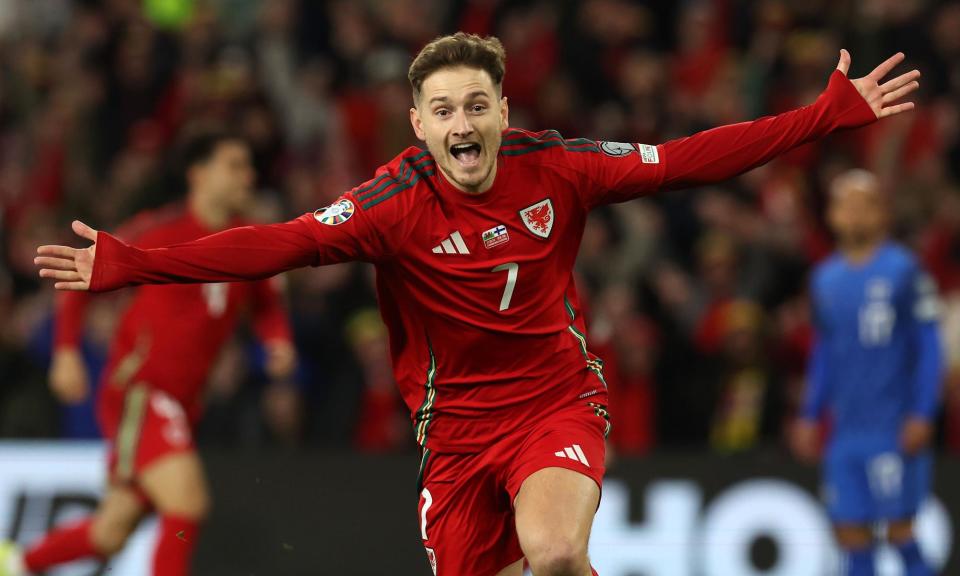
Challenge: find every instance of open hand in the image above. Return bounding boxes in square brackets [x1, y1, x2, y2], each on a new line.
[49, 348, 90, 404]
[35, 221, 99, 291]
[790, 419, 821, 463]
[900, 417, 933, 455]
[265, 340, 298, 381]
[837, 49, 920, 119]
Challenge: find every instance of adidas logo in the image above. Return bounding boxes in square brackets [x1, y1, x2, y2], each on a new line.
[554, 444, 590, 467]
[431, 231, 470, 255]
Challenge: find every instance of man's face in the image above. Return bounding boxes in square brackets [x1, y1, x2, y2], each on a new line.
[828, 179, 887, 249]
[410, 66, 509, 194]
[193, 141, 254, 212]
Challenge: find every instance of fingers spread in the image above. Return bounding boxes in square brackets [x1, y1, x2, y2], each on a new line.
[37, 245, 77, 259]
[869, 52, 905, 81]
[34, 256, 77, 271]
[879, 69, 921, 93]
[836, 49, 851, 76]
[72, 220, 98, 242]
[882, 81, 919, 105]
[879, 101, 915, 118]
[39, 269, 82, 282]
[54, 281, 90, 291]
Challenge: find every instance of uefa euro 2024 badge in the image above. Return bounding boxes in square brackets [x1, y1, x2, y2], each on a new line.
[314, 199, 355, 225]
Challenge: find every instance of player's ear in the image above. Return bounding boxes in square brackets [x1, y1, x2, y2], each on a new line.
[500, 96, 509, 130]
[410, 106, 426, 141]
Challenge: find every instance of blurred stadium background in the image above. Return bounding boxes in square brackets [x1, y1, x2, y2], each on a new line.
[1, 0, 959, 574]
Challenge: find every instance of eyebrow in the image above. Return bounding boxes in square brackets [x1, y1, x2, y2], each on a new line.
[427, 91, 492, 107]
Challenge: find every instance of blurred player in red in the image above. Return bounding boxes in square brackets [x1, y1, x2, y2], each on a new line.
[33, 34, 919, 575]
[2, 132, 296, 576]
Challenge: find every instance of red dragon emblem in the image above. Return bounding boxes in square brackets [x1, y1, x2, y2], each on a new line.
[519, 199, 554, 238]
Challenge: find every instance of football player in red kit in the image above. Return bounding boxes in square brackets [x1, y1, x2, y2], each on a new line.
[6, 133, 296, 576]
[34, 33, 919, 576]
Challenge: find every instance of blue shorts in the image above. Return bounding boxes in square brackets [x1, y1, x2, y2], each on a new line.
[823, 435, 932, 524]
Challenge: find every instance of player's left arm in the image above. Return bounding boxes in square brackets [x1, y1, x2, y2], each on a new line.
[250, 276, 297, 382]
[901, 267, 945, 454]
[575, 50, 918, 208]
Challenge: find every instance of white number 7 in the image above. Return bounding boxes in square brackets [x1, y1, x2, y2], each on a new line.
[492, 262, 519, 311]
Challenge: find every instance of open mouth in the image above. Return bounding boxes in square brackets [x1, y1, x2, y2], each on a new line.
[450, 142, 482, 169]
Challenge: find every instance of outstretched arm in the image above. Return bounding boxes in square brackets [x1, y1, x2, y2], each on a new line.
[660, 50, 919, 189]
[576, 50, 920, 206]
[36, 217, 322, 292]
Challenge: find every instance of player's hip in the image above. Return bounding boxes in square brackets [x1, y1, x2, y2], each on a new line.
[410, 367, 610, 454]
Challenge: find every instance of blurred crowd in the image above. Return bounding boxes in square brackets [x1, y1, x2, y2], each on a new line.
[2, 0, 959, 455]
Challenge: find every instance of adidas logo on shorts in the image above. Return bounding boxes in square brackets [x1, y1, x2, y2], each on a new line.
[554, 444, 590, 467]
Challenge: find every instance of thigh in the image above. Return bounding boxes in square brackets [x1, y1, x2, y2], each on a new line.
[885, 450, 932, 521]
[514, 467, 599, 556]
[417, 451, 522, 576]
[508, 401, 606, 559]
[139, 451, 209, 519]
[506, 400, 607, 505]
[823, 440, 873, 524]
[109, 386, 195, 486]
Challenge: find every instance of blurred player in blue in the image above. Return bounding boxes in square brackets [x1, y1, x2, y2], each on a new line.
[793, 169, 943, 576]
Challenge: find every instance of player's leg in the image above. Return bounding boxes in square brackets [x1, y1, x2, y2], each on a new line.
[824, 439, 876, 576]
[21, 483, 147, 572]
[417, 450, 524, 576]
[888, 520, 931, 576]
[90, 484, 150, 554]
[514, 467, 599, 576]
[120, 387, 207, 576]
[138, 449, 209, 576]
[509, 399, 608, 576]
[835, 524, 876, 576]
[884, 452, 934, 576]
[17, 380, 150, 574]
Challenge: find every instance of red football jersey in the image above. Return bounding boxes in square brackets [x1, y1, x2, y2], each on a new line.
[300, 131, 667, 452]
[87, 70, 875, 452]
[56, 206, 292, 426]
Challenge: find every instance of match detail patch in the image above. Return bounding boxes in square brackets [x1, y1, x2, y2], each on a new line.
[639, 144, 659, 164]
[481, 224, 510, 249]
[599, 141, 635, 157]
[314, 199, 355, 225]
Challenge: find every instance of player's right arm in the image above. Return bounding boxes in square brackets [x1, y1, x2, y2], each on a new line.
[793, 278, 831, 462]
[47, 212, 164, 401]
[35, 196, 385, 292]
[792, 338, 830, 462]
[48, 291, 93, 403]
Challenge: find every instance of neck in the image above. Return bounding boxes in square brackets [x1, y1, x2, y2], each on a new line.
[188, 193, 230, 230]
[841, 237, 884, 264]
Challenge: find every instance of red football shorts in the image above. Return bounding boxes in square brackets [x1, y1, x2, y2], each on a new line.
[416, 397, 610, 575]
[102, 385, 195, 489]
